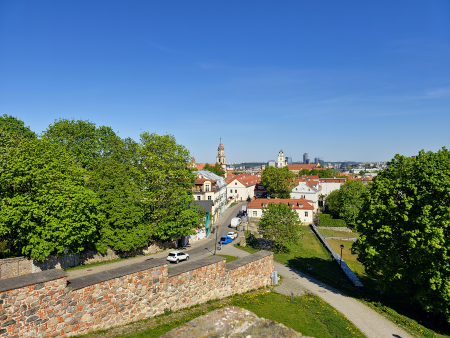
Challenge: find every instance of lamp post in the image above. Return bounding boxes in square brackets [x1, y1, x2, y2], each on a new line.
[214, 226, 220, 255]
[338, 244, 344, 286]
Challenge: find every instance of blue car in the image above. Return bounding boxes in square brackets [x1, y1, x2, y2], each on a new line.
[220, 236, 232, 244]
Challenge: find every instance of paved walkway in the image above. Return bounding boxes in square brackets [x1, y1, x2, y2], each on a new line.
[220, 244, 413, 338]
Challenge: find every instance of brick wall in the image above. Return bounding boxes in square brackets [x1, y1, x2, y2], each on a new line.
[0, 251, 273, 338]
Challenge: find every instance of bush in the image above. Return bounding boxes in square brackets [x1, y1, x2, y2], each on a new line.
[319, 214, 347, 227]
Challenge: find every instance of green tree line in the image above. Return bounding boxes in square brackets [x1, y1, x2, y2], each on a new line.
[0, 116, 204, 261]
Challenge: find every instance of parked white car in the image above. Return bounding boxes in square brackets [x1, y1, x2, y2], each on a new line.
[227, 232, 238, 240]
[166, 251, 189, 264]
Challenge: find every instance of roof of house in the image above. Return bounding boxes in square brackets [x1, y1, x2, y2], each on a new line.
[286, 164, 317, 171]
[194, 200, 213, 213]
[195, 178, 216, 185]
[319, 178, 346, 183]
[226, 174, 260, 187]
[247, 197, 314, 210]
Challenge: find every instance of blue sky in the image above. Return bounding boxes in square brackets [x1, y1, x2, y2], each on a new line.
[1, 1, 449, 163]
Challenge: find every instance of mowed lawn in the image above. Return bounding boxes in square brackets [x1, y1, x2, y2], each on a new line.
[319, 228, 359, 238]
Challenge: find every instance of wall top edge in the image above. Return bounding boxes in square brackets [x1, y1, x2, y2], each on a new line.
[168, 255, 225, 277]
[68, 257, 168, 291]
[0, 269, 66, 293]
[225, 250, 273, 271]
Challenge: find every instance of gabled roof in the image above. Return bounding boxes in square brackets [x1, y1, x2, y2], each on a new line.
[195, 178, 216, 185]
[247, 197, 314, 210]
[226, 174, 260, 187]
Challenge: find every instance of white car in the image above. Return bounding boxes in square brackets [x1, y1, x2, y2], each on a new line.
[227, 232, 238, 240]
[166, 251, 189, 264]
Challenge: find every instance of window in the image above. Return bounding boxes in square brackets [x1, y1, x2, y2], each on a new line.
[253, 211, 257, 216]
[235, 190, 237, 193]
[235, 182, 237, 185]
[230, 189, 233, 193]
[305, 212, 308, 217]
[197, 196, 200, 200]
[208, 196, 211, 200]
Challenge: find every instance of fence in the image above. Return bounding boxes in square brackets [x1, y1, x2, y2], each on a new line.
[310, 224, 363, 289]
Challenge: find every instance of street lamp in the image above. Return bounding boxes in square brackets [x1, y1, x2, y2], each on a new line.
[214, 226, 220, 255]
[338, 244, 344, 286]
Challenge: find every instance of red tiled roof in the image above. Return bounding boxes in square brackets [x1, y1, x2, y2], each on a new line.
[247, 197, 314, 210]
[226, 174, 260, 187]
[195, 178, 216, 185]
[319, 178, 346, 183]
[287, 164, 317, 170]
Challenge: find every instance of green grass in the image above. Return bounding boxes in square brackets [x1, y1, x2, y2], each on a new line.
[233, 230, 450, 338]
[319, 228, 359, 238]
[74, 289, 365, 338]
[234, 243, 260, 254]
[319, 213, 348, 227]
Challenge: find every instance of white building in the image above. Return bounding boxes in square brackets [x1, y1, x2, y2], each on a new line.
[226, 174, 259, 202]
[290, 177, 322, 212]
[197, 170, 227, 217]
[246, 197, 314, 224]
[319, 178, 346, 196]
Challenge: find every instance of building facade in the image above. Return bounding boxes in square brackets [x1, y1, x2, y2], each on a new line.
[246, 197, 314, 224]
[216, 140, 226, 172]
[277, 150, 286, 168]
[198, 169, 227, 217]
[226, 174, 260, 202]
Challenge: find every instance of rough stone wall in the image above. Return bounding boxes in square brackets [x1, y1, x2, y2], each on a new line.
[0, 257, 31, 280]
[0, 252, 273, 338]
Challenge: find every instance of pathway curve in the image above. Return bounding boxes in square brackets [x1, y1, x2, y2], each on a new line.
[219, 244, 413, 338]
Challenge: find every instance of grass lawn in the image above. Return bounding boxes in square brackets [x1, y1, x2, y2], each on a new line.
[210, 254, 239, 263]
[319, 228, 359, 238]
[319, 213, 348, 227]
[73, 289, 365, 338]
[234, 229, 450, 338]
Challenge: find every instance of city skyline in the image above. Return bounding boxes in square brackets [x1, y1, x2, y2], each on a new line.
[1, 1, 449, 163]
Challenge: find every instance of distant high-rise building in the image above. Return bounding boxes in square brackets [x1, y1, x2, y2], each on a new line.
[268, 160, 276, 167]
[314, 157, 319, 164]
[303, 153, 308, 164]
[285, 157, 292, 165]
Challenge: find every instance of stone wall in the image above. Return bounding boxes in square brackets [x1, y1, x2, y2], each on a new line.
[0, 251, 274, 337]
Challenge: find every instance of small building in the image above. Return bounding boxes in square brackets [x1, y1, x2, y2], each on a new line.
[226, 174, 260, 202]
[290, 177, 322, 212]
[246, 197, 314, 224]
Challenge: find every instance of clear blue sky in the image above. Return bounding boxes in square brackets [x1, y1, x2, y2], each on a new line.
[1, 1, 449, 163]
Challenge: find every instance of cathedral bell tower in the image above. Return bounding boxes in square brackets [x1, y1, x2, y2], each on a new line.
[216, 139, 226, 172]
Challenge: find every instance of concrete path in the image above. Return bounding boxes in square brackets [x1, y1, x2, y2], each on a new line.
[66, 202, 247, 279]
[220, 244, 413, 338]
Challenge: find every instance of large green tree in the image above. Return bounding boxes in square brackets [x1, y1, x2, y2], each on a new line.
[42, 118, 120, 168]
[318, 168, 340, 178]
[139, 132, 204, 241]
[326, 189, 340, 217]
[259, 202, 302, 252]
[338, 180, 366, 227]
[88, 157, 151, 253]
[0, 114, 36, 140]
[0, 139, 103, 261]
[353, 148, 450, 322]
[261, 166, 295, 198]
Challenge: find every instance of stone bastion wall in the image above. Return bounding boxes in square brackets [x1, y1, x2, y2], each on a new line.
[0, 251, 274, 338]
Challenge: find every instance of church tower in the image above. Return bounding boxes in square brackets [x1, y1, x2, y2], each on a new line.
[216, 139, 226, 172]
[277, 150, 286, 168]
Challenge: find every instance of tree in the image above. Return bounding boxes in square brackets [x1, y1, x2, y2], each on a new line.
[259, 202, 302, 253]
[318, 168, 340, 178]
[359, 170, 365, 176]
[298, 169, 310, 176]
[353, 148, 450, 322]
[0, 139, 103, 261]
[203, 163, 225, 177]
[0, 128, 21, 175]
[88, 157, 152, 253]
[260, 166, 295, 198]
[309, 169, 319, 175]
[0, 114, 36, 140]
[42, 119, 120, 169]
[326, 190, 340, 217]
[338, 180, 366, 227]
[139, 132, 204, 241]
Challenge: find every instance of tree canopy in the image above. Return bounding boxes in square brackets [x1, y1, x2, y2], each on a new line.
[42, 118, 120, 168]
[259, 202, 302, 253]
[139, 132, 204, 241]
[353, 148, 450, 322]
[0, 114, 37, 140]
[260, 166, 295, 198]
[338, 180, 366, 227]
[203, 163, 225, 177]
[318, 168, 340, 178]
[0, 139, 103, 261]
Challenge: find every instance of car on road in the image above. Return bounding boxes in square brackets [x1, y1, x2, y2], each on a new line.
[237, 212, 242, 217]
[220, 236, 233, 244]
[227, 232, 238, 240]
[166, 251, 189, 264]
